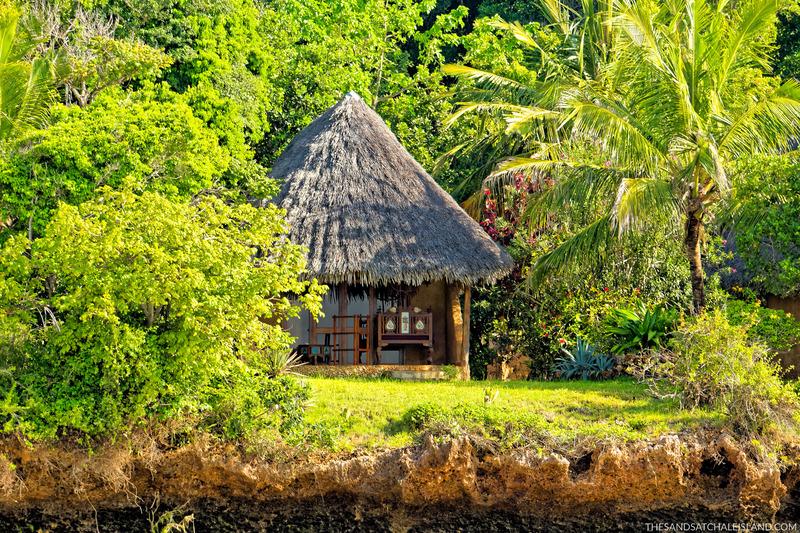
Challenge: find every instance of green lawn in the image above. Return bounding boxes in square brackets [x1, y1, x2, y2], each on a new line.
[302, 377, 724, 450]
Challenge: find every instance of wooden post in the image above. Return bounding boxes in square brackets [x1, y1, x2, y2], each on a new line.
[338, 283, 348, 316]
[461, 285, 471, 380]
[445, 283, 463, 365]
[337, 283, 348, 364]
[368, 286, 377, 364]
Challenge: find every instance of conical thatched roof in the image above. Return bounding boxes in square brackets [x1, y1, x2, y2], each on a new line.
[272, 92, 513, 286]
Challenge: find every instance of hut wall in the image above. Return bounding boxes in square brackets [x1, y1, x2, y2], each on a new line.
[766, 295, 800, 379]
[407, 280, 448, 364]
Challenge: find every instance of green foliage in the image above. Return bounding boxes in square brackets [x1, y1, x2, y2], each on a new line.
[0, 87, 229, 235]
[0, 189, 324, 439]
[401, 401, 446, 430]
[728, 153, 800, 298]
[471, 217, 693, 378]
[440, 364, 460, 381]
[203, 373, 311, 442]
[605, 305, 677, 355]
[553, 339, 615, 380]
[446, 0, 800, 313]
[725, 298, 800, 353]
[0, 2, 54, 143]
[87, 0, 275, 159]
[20, 2, 172, 108]
[648, 311, 799, 436]
[776, 5, 800, 80]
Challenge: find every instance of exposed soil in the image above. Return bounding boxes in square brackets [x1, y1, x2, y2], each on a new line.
[0, 498, 761, 532]
[0, 432, 798, 530]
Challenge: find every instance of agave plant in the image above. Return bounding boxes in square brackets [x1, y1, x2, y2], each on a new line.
[262, 349, 306, 378]
[605, 305, 677, 355]
[554, 338, 615, 380]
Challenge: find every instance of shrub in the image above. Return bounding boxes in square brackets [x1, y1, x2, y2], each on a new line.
[605, 304, 677, 355]
[725, 298, 800, 353]
[262, 349, 306, 378]
[441, 365, 461, 381]
[0, 189, 325, 440]
[728, 153, 800, 298]
[553, 339, 615, 380]
[202, 372, 310, 442]
[401, 402, 447, 430]
[647, 311, 799, 436]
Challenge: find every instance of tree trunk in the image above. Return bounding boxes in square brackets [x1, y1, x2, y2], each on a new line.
[684, 210, 705, 314]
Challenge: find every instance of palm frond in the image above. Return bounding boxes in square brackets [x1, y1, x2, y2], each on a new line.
[716, 0, 777, 89]
[612, 177, 678, 233]
[537, 0, 573, 36]
[0, 8, 53, 143]
[460, 189, 485, 221]
[522, 163, 627, 229]
[567, 97, 665, 173]
[504, 105, 562, 135]
[487, 19, 548, 54]
[442, 64, 528, 93]
[528, 215, 614, 287]
[719, 80, 800, 157]
[614, 0, 674, 79]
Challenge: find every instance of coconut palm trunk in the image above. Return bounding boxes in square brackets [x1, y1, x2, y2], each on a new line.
[684, 209, 705, 314]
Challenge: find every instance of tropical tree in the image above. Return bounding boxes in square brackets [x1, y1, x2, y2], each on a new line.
[447, 0, 800, 313]
[441, 0, 616, 210]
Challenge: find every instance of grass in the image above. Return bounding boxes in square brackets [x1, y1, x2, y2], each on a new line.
[302, 377, 724, 450]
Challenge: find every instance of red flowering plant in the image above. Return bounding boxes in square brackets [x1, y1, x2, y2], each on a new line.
[479, 172, 552, 245]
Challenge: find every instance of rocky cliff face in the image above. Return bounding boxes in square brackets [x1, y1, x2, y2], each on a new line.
[0, 433, 796, 521]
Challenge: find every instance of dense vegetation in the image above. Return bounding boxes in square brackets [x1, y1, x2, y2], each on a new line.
[0, 0, 797, 451]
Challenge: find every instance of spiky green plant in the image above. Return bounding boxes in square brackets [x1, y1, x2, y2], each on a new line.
[554, 338, 615, 380]
[605, 305, 677, 354]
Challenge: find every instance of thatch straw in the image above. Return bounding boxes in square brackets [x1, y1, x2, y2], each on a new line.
[272, 92, 513, 286]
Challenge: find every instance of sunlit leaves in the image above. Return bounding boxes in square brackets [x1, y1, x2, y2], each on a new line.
[0, 189, 324, 437]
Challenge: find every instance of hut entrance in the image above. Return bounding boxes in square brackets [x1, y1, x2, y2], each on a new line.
[293, 284, 438, 365]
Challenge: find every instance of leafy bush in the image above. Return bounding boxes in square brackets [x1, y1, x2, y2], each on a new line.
[0, 189, 325, 440]
[0, 88, 231, 236]
[605, 305, 677, 355]
[401, 402, 447, 430]
[202, 372, 310, 442]
[471, 207, 695, 378]
[646, 311, 799, 436]
[725, 298, 800, 353]
[553, 339, 615, 380]
[728, 153, 800, 298]
[441, 365, 461, 381]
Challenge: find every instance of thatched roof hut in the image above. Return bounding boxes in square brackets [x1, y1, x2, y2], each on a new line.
[272, 91, 512, 286]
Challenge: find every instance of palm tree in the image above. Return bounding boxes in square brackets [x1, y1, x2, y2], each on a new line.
[0, 3, 53, 143]
[440, 0, 616, 213]
[448, 0, 800, 314]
